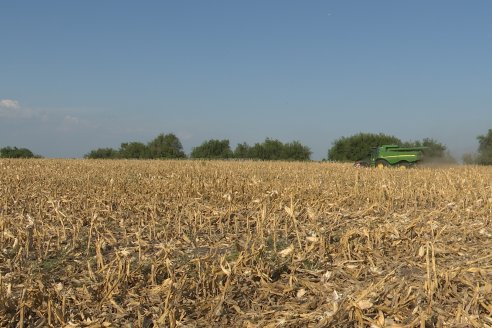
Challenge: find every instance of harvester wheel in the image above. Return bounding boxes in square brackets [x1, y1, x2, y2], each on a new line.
[397, 161, 411, 169]
[375, 159, 389, 169]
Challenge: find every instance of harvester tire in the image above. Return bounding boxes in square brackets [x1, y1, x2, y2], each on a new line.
[397, 161, 411, 169]
[375, 159, 389, 169]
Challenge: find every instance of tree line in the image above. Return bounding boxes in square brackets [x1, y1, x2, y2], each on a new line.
[86, 133, 187, 159]
[85, 134, 312, 161]
[84, 129, 492, 164]
[2, 129, 491, 164]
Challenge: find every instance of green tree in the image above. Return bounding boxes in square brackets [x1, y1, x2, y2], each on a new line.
[84, 148, 119, 159]
[191, 139, 233, 159]
[281, 141, 312, 161]
[119, 142, 149, 159]
[233, 139, 311, 161]
[147, 133, 186, 159]
[0, 146, 39, 158]
[233, 142, 252, 159]
[251, 138, 284, 160]
[261, 138, 284, 160]
[328, 133, 401, 161]
[477, 129, 492, 165]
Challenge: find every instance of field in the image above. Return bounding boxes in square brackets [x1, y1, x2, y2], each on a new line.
[0, 159, 491, 327]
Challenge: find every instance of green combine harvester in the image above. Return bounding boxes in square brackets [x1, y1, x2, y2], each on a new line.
[354, 145, 427, 168]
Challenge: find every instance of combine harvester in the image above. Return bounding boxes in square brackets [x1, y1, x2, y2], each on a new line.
[354, 145, 427, 168]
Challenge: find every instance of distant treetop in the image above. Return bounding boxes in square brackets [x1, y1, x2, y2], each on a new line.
[0, 146, 41, 158]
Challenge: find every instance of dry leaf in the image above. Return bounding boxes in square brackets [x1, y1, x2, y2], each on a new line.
[357, 300, 373, 310]
[278, 244, 294, 257]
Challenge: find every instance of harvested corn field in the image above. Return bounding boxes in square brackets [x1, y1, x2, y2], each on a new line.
[0, 159, 491, 327]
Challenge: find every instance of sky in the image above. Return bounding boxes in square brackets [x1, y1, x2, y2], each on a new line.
[1, 1, 491, 160]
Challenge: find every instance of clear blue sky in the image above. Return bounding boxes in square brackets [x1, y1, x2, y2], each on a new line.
[1, 1, 491, 160]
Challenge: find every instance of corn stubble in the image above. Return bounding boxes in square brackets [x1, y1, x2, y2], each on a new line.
[0, 159, 491, 327]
